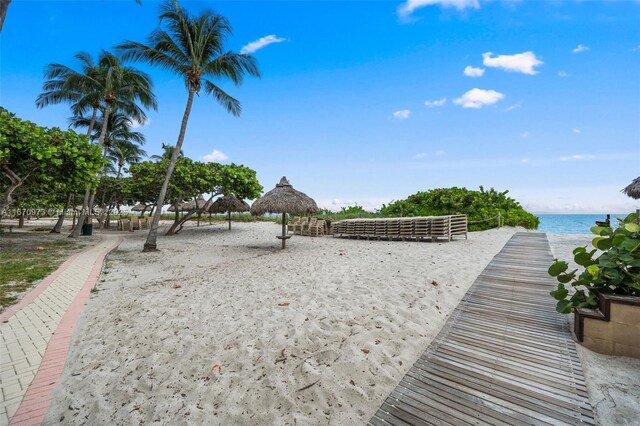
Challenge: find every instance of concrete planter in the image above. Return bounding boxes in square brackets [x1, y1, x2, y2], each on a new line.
[574, 292, 640, 358]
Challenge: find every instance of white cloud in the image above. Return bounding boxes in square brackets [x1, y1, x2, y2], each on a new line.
[130, 117, 150, 129]
[572, 44, 590, 54]
[463, 65, 485, 77]
[573, 128, 582, 134]
[482, 51, 543, 75]
[560, 154, 595, 161]
[521, 132, 530, 139]
[503, 101, 522, 112]
[202, 149, 229, 162]
[240, 35, 286, 54]
[413, 150, 444, 160]
[393, 109, 411, 120]
[558, 71, 569, 77]
[521, 158, 529, 164]
[424, 98, 447, 107]
[453, 88, 505, 109]
[397, 0, 479, 18]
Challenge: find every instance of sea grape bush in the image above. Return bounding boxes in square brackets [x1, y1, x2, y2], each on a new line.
[549, 213, 640, 314]
[379, 186, 539, 231]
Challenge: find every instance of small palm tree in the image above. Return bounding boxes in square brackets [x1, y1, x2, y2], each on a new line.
[150, 142, 184, 161]
[118, 0, 260, 251]
[108, 140, 147, 177]
[71, 110, 146, 162]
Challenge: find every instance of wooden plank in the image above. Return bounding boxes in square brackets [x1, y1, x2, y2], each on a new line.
[369, 233, 595, 426]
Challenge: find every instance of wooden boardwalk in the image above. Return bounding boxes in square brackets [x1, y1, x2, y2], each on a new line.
[370, 232, 595, 426]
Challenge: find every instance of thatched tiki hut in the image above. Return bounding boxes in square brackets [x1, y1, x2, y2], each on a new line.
[209, 194, 250, 230]
[622, 177, 640, 223]
[182, 195, 207, 226]
[250, 177, 319, 249]
[622, 177, 640, 200]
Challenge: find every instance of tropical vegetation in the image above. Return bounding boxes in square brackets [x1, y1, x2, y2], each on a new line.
[379, 186, 539, 231]
[117, 0, 260, 251]
[36, 50, 157, 237]
[0, 108, 103, 214]
[549, 212, 640, 314]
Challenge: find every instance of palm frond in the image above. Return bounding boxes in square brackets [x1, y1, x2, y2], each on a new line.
[202, 79, 241, 116]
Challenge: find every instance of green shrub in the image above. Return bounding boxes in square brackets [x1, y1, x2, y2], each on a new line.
[379, 186, 538, 231]
[549, 212, 640, 314]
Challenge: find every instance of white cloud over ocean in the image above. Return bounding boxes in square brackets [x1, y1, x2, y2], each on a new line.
[241, 35, 286, 54]
[482, 51, 543, 75]
[453, 88, 504, 108]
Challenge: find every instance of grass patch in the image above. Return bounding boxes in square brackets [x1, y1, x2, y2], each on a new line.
[0, 235, 87, 309]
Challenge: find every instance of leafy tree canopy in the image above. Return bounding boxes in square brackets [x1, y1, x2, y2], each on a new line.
[128, 158, 262, 207]
[0, 108, 103, 209]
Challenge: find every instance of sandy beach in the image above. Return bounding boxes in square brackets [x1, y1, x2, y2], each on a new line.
[43, 221, 518, 425]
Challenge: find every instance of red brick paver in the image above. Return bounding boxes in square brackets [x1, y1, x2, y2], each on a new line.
[0, 235, 122, 425]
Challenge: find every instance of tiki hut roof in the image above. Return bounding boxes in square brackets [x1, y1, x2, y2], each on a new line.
[622, 177, 640, 200]
[182, 195, 207, 211]
[167, 202, 185, 212]
[209, 194, 250, 214]
[131, 203, 146, 212]
[250, 177, 319, 216]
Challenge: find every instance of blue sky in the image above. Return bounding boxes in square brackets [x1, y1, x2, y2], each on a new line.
[1, 0, 639, 213]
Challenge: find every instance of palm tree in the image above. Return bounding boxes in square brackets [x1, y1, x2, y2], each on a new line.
[36, 50, 157, 236]
[118, 0, 260, 251]
[108, 140, 147, 177]
[71, 109, 146, 171]
[37, 52, 104, 138]
[150, 142, 183, 161]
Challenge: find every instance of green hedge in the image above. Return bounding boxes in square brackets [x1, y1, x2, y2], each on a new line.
[379, 186, 539, 231]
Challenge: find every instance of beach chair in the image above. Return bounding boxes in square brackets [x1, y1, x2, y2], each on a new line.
[118, 217, 132, 232]
[450, 214, 468, 240]
[308, 219, 326, 237]
[287, 216, 300, 234]
[414, 217, 430, 241]
[302, 217, 318, 236]
[399, 218, 414, 240]
[293, 217, 309, 235]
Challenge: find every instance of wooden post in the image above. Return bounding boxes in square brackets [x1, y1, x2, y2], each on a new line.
[281, 212, 287, 249]
[228, 211, 232, 230]
[497, 211, 501, 228]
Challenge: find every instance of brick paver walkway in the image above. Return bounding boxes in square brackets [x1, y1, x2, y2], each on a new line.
[0, 234, 122, 425]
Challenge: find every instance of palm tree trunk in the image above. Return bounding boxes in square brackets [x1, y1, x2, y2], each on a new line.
[51, 192, 72, 233]
[144, 90, 195, 251]
[87, 106, 98, 137]
[0, 0, 11, 32]
[69, 104, 111, 238]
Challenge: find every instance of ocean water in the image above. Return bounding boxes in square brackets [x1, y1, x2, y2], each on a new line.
[537, 214, 627, 234]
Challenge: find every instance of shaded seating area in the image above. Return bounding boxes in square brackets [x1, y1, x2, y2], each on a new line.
[331, 215, 467, 241]
[117, 216, 149, 232]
